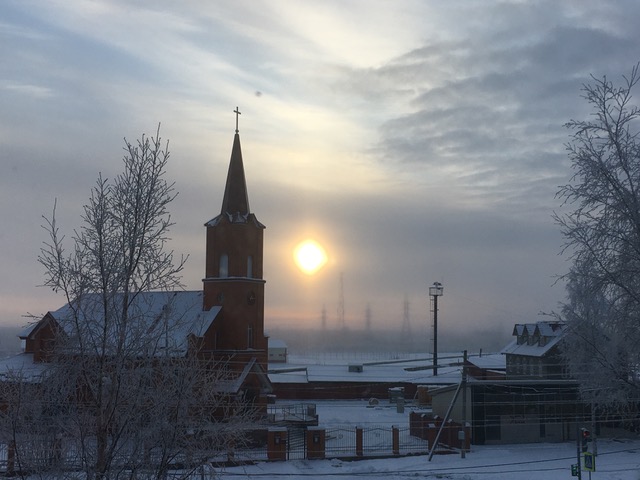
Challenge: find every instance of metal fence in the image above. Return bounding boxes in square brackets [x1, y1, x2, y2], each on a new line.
[0, 425, 428, 473]
[229, 425, 429, 463]
[296, 425, 427, 459]
[398, 426, 430, 453]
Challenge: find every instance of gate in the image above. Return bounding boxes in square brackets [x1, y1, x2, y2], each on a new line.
[362, 425, 392, 456]
[287, 427, 306, 459]
[325, 427, 356, 457]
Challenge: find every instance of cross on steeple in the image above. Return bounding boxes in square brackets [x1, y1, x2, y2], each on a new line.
[234, 107, 241, 133]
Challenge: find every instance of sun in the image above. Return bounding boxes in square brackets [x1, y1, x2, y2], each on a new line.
[294, 239, 328, 275]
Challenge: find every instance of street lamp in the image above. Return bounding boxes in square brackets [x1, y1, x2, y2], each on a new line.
[429, 282, 443, 376]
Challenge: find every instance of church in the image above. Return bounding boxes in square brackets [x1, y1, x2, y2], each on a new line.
[8, 113, 272, 411]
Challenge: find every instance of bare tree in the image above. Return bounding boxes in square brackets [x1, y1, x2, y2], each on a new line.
[0, 370, 65, 479]
[4, 126, 256, 479]
[555, 66, 640, 411]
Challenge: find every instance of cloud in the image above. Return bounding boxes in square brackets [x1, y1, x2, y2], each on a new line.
[2, 83, 54, 99]
[329, 6, 640, 225]
[2, 0, 640, 344]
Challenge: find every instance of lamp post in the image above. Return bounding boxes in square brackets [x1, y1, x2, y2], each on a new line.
[429, 282, 443, 376]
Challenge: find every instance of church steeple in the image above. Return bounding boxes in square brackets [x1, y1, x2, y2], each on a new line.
[220, 132, 250, 216]
[201, 108, 268, 378]
[203, 108, 265, 307]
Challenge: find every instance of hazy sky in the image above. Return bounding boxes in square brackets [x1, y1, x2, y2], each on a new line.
[2, 1, 640, 340]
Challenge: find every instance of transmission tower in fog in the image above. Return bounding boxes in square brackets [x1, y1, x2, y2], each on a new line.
[337, 272, 346, 330]
[401, 294, 412, 342]
[365, 303, 372, 332]
[321, 304, 327, 330]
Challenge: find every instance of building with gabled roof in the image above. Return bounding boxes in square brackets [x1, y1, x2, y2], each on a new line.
[501, 321, 567, 379]
[21, 291, 218, 359]
[2, 118, 272, 406]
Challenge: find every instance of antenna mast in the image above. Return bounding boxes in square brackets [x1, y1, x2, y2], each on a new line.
[402, 294, 412, 343]
[337, 272, 345, 330]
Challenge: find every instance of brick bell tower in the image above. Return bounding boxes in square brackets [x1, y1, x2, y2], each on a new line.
[203, 109, 267, 368]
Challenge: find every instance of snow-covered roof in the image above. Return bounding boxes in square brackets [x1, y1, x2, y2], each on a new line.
[467, 353, 506, 370]
[213, 357, 272, 394]
[205, 212, 266, 228]
[41, 290, 220, 356]
[512, 324, 525, 336]
[536, 321, 564, 337]
[18, 322, 39, 339]
[502, 321, 567, 358]
[0, 353, 48, 383]
[269, 355, 462, 386]
[269, 339, 287, 349]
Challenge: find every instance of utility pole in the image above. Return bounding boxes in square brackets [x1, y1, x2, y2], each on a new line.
[401, 294, 411, 343]
[461, 349, 467, 459]
[591, 401, 597, 457]
[576, 419, 582, 480]
[429, 282, 443, 376]
[365, 303, 372, 333]
[337, 272, 345, 330]
[321, 304, 327, 330]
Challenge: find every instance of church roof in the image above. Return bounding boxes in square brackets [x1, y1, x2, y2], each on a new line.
[221, 133, 250, 216]
[205, 130, 265, 228]
[38, 291, 220, 357]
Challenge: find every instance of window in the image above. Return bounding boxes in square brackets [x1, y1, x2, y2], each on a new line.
[247, 255, 253, 278]
[517, 357, 524, 376]
[219, 254, 228, 278]
[247, 324, 254, 349]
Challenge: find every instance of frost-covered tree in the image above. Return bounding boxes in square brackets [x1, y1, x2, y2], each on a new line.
[3, 126, 254, 479]
[556, 66, 640, 411]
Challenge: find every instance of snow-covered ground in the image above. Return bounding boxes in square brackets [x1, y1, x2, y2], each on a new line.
[217, 438, 640, 479]
[313, 399, 419, 427]
[224, 399, 640, 479]
[248, 353, 640, 479]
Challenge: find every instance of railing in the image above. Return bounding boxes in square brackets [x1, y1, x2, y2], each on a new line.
[267, 403, 318, 425]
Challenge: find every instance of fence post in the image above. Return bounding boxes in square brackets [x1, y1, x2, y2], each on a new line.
[426, 422, 437, 450]
[464, 423, 471, 452]
[306, 427, 325, 460]
[420, 414, 429, 440]
[355, 427, 363, 457]
[392, 425, 399, 455]
[267, 428, 287, 461]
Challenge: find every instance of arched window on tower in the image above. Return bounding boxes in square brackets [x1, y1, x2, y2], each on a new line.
[247, 255, 253, 278]
[219, 254, 228, 278]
